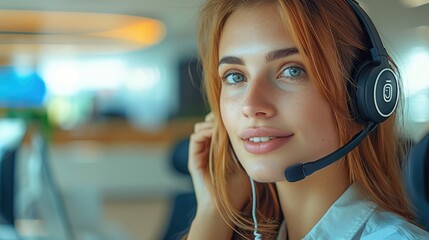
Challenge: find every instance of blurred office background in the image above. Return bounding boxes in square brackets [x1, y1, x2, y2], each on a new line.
[0, 0, 428, 239]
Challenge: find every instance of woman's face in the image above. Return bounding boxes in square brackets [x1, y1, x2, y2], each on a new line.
[219, 3, 340, 182]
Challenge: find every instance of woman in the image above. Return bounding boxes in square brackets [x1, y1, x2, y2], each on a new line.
[187, 0, 429, 239]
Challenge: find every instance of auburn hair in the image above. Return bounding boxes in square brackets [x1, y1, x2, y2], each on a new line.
[197, 0, 414, 238]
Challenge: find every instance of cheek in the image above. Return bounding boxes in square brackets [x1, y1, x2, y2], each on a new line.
[298, 94, 339, 147]
[220, 93, 241, 132]
[308, 97, 335, 129]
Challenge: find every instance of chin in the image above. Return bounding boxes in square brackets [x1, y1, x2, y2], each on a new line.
[245, 165, 285, 183]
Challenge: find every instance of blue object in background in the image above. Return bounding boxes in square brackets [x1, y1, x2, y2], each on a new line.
[0, 67, 46, 108]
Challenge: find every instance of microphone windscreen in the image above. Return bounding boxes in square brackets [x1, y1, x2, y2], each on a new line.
[285, 163, 306, 182]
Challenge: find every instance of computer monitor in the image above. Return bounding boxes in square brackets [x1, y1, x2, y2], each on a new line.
[0, 118, 74, 239]
[0, 119, 26, 226]
[14, 133, 75, 240]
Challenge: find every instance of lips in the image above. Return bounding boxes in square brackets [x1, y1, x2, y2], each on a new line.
[240, 127, 294, 154]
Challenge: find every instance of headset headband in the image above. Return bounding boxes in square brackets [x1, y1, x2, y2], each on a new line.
[346, 0, 388, 63]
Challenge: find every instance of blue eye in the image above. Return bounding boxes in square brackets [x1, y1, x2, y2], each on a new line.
[280, 66, 306, 79]
[223, 72, 246, 84]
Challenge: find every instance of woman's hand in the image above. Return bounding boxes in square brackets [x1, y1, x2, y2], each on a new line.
[187, 112, 250, 240]
[187, 113, 234, 239]
[188, 112, 217, 213]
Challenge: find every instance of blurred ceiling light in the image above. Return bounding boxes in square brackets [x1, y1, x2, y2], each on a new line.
[94, 20, 165, 45]
[41, 59, 128, 97]
[77, 59, 127, 90]
[0, 10, 165, 57]
[399, 0, 429, 8]
[126, 67, 160, 92]
[41, 60, 81, 96]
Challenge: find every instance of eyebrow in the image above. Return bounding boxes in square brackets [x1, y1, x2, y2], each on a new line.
[218, 56, 244, 67]
[266, 47, 299, 62]
[218, 47, 299, 68]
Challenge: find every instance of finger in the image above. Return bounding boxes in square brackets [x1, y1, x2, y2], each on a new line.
[205, 112, 214, 121]
[189, 129, 212, 160]
[194, 121, 214, 133]
[189, 128, 213, 149]
[190, 146, 210, 171]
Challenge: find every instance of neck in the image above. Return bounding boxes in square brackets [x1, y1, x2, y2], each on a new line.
[276, 161, 349, 240]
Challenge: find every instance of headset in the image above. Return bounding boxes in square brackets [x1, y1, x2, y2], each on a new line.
[347, 0, 399, 124]
[284, 0, 399, 182]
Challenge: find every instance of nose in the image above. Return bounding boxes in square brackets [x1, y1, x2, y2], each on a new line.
[242, 79, 276, 119]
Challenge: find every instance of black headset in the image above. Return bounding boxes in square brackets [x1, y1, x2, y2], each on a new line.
[347, 0, 399, 123]
[285, 0, 400, 182]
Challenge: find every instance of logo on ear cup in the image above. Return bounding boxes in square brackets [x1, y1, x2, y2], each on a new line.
[383, 80, 393, 102]
[374, 68, 398, 118]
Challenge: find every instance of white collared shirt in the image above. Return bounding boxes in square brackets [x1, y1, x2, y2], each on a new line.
[276, 184, 429, 239]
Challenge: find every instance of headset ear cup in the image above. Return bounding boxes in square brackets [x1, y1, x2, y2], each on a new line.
[356, 63, 378, 122]
[355, 62, 399, 123]
[349, 61, 371, 123]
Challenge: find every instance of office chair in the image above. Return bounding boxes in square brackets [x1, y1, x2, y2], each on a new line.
[405, 132, 429, 231]
[162, 138, 196, 240]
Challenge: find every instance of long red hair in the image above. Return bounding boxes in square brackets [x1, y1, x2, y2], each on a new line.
[197, 0, 414, 238]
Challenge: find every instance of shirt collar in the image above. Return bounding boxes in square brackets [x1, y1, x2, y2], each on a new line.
[303, 184, 377, 239]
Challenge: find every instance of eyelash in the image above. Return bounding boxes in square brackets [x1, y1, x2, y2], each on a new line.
[220, 64, 307, 86]
[278, 65, 307, 80]
[221, 71, 246, 85]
